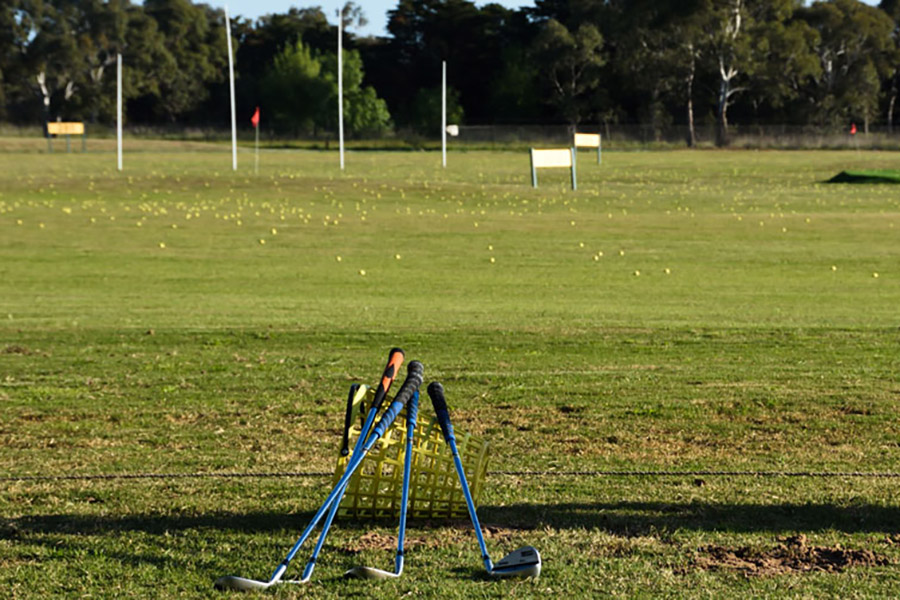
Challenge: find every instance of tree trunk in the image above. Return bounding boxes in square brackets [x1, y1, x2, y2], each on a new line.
[686, 52, 696, 148]
[888, 91, 896, 136]
[716, 78, 729, 147]
[37, 71, 51, 136]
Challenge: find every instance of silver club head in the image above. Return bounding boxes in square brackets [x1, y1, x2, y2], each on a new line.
[490, 546, 541, 579]
[343, 566, 401, 580]
[214, 575, 276, 591]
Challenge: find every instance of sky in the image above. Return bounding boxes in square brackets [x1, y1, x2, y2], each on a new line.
[206, 1, 535, 38]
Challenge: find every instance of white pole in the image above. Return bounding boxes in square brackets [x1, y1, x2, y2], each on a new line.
[255, 123, 259, 175]
[442, 60, 447, 168]
[225, 5, 237, 171]
[337, 11, 345, 170]
[116, 53, 123, 172]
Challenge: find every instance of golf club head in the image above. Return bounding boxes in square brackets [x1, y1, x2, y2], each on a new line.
[343, 566, 400, 580]
[490, 546, 541, 579]
[214, 575, 275, 591]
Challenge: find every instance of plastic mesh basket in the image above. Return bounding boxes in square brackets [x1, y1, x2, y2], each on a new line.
[332, 386, 489, 520]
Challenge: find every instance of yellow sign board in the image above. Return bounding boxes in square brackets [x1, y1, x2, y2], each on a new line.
[47, 122, 85, 135]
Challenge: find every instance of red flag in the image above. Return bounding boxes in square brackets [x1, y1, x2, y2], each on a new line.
[850, 123, 857, 135]
[250, 106, 260, 128]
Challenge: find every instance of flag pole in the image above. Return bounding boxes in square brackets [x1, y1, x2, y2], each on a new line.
[442, 60, 447, 168]
[117, 53, 123, 172]
[337, 9, 345, 170]
[225, 5, 237, 171]
[254, 118, 259, 174]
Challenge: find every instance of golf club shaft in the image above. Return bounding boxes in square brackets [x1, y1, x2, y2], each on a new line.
[427, 382, 494, 572]
[268, 361, 423, 583]
[300, 403, 381, 581]
[447, 435, 494, 572]
[396, 391, 418, 574]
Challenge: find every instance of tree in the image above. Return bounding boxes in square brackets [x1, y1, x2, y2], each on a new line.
[143, 0, 227, 121]
[743, 6, 820, 126]
[618, 0, 707, 145]
[259, 39, 330, 134]
[878, 0, 900, 132]
[797, 0, 897, 130]
[260, 38, 391, 137]
[533, 19, 606, 124]
[408, 85, 463, 134]
[319, 46, 393, 137]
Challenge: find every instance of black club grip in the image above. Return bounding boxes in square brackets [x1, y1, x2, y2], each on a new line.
[392, 361, 424, 408]
[427, 382, 454, 443]
[371, 361, 424, 440]
[340, 383, 360, 456]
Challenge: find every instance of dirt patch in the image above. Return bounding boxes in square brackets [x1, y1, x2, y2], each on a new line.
[683, 535, 890, 577]
[340, 531, 428, 554]
[3, 345, 31, 355]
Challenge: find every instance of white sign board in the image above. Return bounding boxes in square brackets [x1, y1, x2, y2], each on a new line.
[574, 133, 600, 148]
[531, 148, 573, 168]
[574, 131, 602, 164]
[530, 148, 576, 190]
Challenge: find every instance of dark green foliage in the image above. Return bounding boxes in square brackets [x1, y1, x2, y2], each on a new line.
[1, 0, 900, 138]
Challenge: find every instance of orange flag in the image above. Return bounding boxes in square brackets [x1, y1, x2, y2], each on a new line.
[850, 123, 857, 135]
[250, 107, 260, 128]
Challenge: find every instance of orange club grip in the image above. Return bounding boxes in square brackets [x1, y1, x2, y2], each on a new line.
[372, 348, 405, 410]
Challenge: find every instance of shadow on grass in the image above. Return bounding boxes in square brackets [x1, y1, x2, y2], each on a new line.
[5, 501, 899, 537]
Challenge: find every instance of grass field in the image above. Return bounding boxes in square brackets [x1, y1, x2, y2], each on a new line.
[1, 140, 899, 598]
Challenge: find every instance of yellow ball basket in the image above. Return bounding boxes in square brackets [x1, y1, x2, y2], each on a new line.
[332, 385, 490, 520]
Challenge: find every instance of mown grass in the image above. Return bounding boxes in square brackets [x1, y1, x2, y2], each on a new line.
[1, 141, 899, 597]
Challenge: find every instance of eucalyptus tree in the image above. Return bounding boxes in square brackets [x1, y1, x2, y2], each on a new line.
[617, 0, 707, 145]
[877, 0, 900, 132]
[796, 0, 897, 130]
[532, 19, 606, 124]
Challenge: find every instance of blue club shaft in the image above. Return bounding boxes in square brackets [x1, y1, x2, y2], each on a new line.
[447, 435, 494, 572]
[396, 393, 418, 574]
[268, 398, 405, 583]
[300, 404, 381, 580]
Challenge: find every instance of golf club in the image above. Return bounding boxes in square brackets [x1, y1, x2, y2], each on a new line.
[343, 389, 419, 580]
[298, 376, 411, 582]
[339, 383, 361, 457]
[214, 354, 420, 592]
[427, 382, 542, 579]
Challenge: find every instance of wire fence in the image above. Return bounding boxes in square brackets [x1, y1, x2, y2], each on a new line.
[3, 123, 900, 151]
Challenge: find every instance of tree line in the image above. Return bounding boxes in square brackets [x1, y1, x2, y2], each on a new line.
[2, 0, 899, 145]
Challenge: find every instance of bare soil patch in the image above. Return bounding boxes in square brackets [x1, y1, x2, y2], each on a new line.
[683, 534, 890, 577]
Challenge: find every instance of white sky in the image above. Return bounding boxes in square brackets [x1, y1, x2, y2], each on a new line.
[207, 1, 536, 37]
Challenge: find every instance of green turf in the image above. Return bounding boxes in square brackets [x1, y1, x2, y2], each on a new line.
[827, 169, 900, 184]
[1, 141, 899, 597]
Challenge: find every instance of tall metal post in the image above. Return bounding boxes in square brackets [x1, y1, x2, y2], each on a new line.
[338, 11, 345, 170]
[117, 53, 123, 171]
[225, 5, 237, 171]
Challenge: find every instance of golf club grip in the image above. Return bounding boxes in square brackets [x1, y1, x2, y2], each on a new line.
[372, 361, 424, 439]
[371, 348, 405, 411]
[340, 383, 360, 456]
[427, 382, 454, 442]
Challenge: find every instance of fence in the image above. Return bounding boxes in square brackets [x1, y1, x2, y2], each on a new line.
[2, 122, 900, 151]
